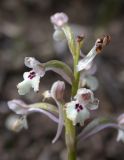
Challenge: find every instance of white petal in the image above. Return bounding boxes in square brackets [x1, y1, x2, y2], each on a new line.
[117, 130, 124, 142]
[8, 99, 28, 114]
[77, 46, 97, 72]
[5, 115, 28, 132]
[77, 35, 111, 72]
[76, 108, 90, 126]
[23, 71, 30, 79]
[84, 75, 99, 91]
[33, 64, 45, 77]
[66, 101, 78, 125]
[86, 98, 99, 110]
[24, 57, 45, 77]
[24, 57, 36, 68]
[17, 79, 32, 95]
[75, 88, 94, 105]
[66, 101, 90, 126]
[53, 29, 65, 41]
[30, 75, 40, 92]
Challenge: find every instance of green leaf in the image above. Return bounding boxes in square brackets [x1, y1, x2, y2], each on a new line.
[28, 102, 58, 114]
[44, 60, 73, 84]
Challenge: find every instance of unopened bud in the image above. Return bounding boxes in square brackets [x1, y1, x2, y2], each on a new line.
[51, 81, 65, 101]
[53, 29, 65, 41]
[5, 115, 28, 132]
[77, 35, 84, 43]
[50, 12, 68, 27]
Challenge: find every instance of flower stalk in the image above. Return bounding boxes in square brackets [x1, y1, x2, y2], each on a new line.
[65, 33, 82, 160]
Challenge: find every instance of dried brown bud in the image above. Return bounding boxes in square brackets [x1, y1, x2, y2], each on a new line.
[77, 35, 85, 43]
[96, 35, 111, 54]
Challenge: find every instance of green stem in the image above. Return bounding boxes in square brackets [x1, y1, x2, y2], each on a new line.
[65, 118, 76, 160]
[65, 40, 81, 160]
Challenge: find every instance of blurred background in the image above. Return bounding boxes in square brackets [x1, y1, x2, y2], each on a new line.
[0, 0, 124, 159]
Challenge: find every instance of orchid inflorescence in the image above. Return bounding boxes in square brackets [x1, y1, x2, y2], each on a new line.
[7, 12, 124, 159]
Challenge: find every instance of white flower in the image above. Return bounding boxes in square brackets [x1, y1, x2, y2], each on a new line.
[50, 13, 68, 41]
[7, 99, 59, 130]
[8, 99, 29, 114]
[53, 29, 66, 41]
[77, 35, 111, 72]
[5, 114, 28, 132]
[7, 99, 29, 132]
[66, 88, 99, 126]
[66, 101, 90, 126]
[117, 114, 124, 142]
[50, 12, 68, 28]
[117, 130, 124, 142]
[17, 71, 40, 95]
[80, 75, 99, 91]
[17, 57, 45, 95]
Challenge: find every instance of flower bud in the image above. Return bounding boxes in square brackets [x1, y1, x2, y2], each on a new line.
[53, 29, 65, 41]
[50, 12, 68, 27]
[5, 115, 28, 132]
[51, 81, 65, 101]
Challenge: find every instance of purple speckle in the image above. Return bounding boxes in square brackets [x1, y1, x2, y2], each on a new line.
[79, 105, 83, 110]
[75, 103, 83, 112]
[28, 71, 36, 79]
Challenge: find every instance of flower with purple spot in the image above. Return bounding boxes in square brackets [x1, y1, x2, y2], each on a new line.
[17, 57, 45, 95]
[66, 88, 99, 126]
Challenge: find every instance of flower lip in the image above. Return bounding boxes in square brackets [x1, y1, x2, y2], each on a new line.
[66, 101, 90, 126]
[17, 57, 46, 95]
[17, 71, 40, 95]
[66, 88, 99, 126]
